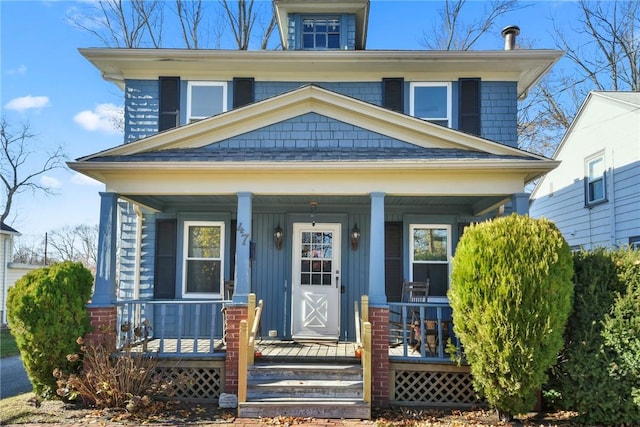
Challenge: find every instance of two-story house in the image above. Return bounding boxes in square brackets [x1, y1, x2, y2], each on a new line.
[69, 0, 561, 415]
[530, 91, 640, 250]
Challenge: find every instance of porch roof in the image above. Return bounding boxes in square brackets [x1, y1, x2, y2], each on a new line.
[85, 146, 525, 163]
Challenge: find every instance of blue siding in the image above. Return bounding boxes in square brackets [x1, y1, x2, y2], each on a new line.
[255, 82, 381, 105]
[118, 201, 138, 299]
[480, 81, 518, 146]
[213, 112, 410, 150]
[124, 79, 159, 143]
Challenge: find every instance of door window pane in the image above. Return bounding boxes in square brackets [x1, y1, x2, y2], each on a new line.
[300, 230, 333, 286]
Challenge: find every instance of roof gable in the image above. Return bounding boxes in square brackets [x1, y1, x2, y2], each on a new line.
[79, 84, 542, 162]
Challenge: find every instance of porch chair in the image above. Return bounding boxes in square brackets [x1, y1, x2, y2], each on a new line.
[389, 280, 430, 348]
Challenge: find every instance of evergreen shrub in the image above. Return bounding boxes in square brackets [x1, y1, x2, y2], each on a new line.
[7, 261, 93, 398]
[551, 248, 640, 424]
[449, 214, 573, 420]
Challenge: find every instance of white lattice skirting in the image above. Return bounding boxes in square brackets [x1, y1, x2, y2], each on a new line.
[390, 362, 483, 407]
[155, 359, 225, 403]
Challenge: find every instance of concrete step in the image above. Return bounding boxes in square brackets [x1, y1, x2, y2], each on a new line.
[238, 399, 371, 419]
[241, 362, 368, 419]
[248, 363, 363, 381]
[247, 378, 363, 399]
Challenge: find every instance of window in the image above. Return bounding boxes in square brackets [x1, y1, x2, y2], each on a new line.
[182, 221, 224, 298]
[585, 154, 606, 205]
[302, 17, 341, 49]
[410, 82, 452, 127]
[630, 236, 640, 250]
[410, 224, 452, 301]
[186, 82, 227, 122]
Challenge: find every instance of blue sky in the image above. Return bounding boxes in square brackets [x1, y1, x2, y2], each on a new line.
[1, 0, 569, 241]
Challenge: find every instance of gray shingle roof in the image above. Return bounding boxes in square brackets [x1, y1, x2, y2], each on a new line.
[90, 146, 525, 163]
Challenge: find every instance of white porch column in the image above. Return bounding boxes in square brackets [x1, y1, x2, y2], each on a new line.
[512, 192, 530, 215]
[91, 192, 119, 307]
[368, 192, 387, 306]
[233, 192, 252, 304]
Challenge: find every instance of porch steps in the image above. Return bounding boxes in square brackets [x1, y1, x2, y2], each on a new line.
[238, 363, 370, 419]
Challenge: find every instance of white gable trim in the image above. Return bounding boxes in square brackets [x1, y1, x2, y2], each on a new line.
[79, 85, 545, 161]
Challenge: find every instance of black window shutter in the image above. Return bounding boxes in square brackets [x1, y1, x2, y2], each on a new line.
[459, 78, 481, 136]
[154, 219, 177, 299]
[382, 78, 404, 113]
[233, 77, 255, 108]
[159, 77, 180, 131]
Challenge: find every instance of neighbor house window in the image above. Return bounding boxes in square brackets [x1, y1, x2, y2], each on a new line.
[585, 154, 606, 205]
[302, 17, 341, 49]
[410, 82, 452, 127]
[182, 221, 224, 298]
[630, 236, 640, 250]
[410, 224, 452, 301]
[186, 82, 227, 122]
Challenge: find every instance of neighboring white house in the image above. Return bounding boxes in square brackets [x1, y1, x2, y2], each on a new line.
[1, 222, 39, 325]
[530, 91, 640, 250]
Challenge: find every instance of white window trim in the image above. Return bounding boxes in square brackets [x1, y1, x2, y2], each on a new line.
[585, 152, 606, 205]
[182, 220, 225, 299]
[409, 82, 452, 127]
[186, 81, 228, 122]
[409, 224, 452, 303]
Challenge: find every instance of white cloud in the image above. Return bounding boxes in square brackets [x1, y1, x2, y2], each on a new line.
[71, 173, 103, 187]
[5, 95, 50, 111]
[40, 175, 62, 189]
[7, 65, 27, 75]
[74, 103, 123, 134]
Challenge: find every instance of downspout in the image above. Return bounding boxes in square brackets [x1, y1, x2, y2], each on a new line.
[608, 150, 617, 247]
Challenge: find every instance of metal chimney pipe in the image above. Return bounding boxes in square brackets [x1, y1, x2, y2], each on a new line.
[501, 25, 520, 50]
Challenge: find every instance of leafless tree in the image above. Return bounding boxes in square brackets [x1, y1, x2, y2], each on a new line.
[1, 118, 66, 224]
[174, 0, 204, 49]
[47, 224, 98, 271]
[519, 0, 639, 156]
[421, 0, 525, 50]
[68, 0, 163, 48]
[12, 235, 46, 265]
[220, 0, 278, 50]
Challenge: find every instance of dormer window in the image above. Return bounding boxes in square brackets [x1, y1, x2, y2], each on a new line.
[302, 17, 341, 49]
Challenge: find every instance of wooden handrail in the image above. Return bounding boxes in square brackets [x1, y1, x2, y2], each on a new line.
[363, 320, 372, 405]
[248, 299, 263, 365]
[238, 319, 248, 403]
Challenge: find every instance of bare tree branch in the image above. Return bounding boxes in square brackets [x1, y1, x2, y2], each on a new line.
[1, 118, 67, 224]
[422, 0, 525, 50]
[519, 0, 639, 155]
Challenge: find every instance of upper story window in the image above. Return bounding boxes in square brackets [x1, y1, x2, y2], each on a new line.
[410, 82, 452, 127]
[302, 17, 341, 49]
[410, 224, 452, 301]
[585, 153, 606, 205]
[182, 221, 225, 298]
[187, 82, 227, 123]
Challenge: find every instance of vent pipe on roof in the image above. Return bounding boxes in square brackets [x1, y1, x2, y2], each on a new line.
[501, 25, 520, 50]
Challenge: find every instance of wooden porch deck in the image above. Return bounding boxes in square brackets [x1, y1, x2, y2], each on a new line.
[135, 337, 441, 361]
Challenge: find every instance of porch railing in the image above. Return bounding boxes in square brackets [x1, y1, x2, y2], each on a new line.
[239, 293, 263, 404]
[388, 301, 462, 363]
[115, 299, 228, 358]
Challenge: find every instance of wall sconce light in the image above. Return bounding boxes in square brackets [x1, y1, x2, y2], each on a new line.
[351, 223, 360, 251]
[274, 224, 283, 250]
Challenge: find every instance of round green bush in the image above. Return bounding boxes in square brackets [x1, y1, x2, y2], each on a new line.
[449, 214, 573, 419]
[7, 261, 94, 398]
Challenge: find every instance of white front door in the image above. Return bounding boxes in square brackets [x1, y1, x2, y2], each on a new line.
[291, 223, 341, 341]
